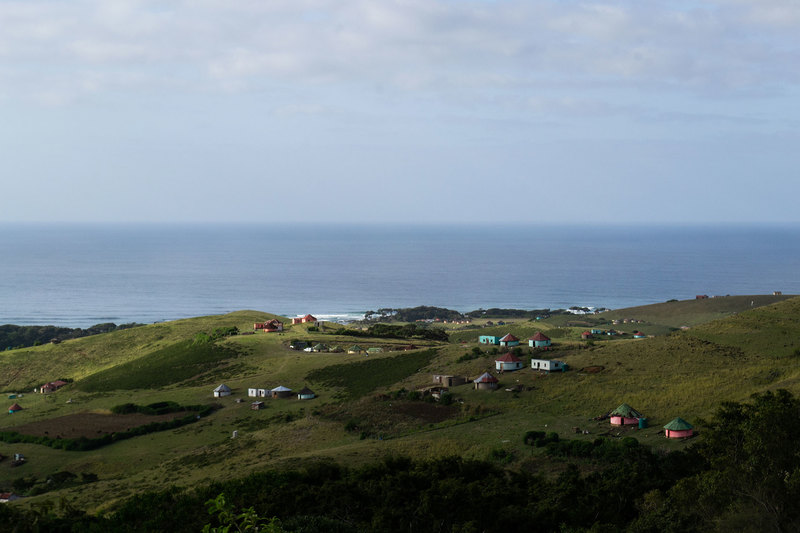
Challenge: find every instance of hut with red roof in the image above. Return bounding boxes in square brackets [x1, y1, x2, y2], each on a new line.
[292, 314, 318, 325]
[581, 331, 593, 340]
[8, 403, 22, 414]
[473, 372, 499, 390]
[254, 319, 284, 332]
[495, 352, 524, 372]
[529, 333, 551, 348]
[499, 334, 519, 347]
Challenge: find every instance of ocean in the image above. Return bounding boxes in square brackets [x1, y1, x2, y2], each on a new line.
[1, 223, 798, 328]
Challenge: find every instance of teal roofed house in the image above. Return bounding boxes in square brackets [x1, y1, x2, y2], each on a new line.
[664, 417, 694, 438]
[610, 403, 643, 426]
[479, 335, 501, 345]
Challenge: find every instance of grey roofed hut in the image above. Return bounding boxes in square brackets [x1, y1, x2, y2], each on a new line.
[270, 385, 293, 399]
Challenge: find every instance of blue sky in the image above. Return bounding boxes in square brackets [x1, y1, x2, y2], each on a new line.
[1, 0, 798, 224]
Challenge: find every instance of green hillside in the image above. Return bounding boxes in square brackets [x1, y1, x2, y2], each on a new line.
[2, 296, 800, 524]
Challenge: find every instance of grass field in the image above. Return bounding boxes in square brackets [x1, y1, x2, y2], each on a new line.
[2, 296, 800, 513]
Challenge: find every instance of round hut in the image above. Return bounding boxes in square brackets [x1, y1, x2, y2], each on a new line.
[213, 384, 231, 398]
[473, 372, 499, 390]
[495, 352, 524, 372]
[297, 387, 316, 400]
[609, 403, 643, 426]
[664, 417, 694, 438]
[499, 334, 520, 347]
[529, 332, 551, 348]
[270, 386, 293, 399]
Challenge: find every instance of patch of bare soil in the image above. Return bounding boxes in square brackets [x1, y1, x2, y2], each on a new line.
[2, 411, 189, 440]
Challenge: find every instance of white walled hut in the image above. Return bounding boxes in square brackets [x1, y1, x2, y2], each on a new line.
[495, 352, 524, 372]
[297, 387, 316, 400]
[213, 384, 232, 398]
[531, 359, 567, 373]
[270, 386, 293, 399]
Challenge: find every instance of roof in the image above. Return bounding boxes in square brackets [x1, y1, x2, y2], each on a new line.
[303, 314, 317, 320]
[473, 372, 499, 384]
[349, 345, 362, 350]
[496, 352, 521, 363]
[8, 403, 22, 411]
[610, 403, 643, 418]
[298, 387, 315, 395]
[271, 386, 292, 392]
[530, 332, 550, 341]
[663, 417, 694, 431]
[213, 384, 231, 392]
[499, 334, 519, 342]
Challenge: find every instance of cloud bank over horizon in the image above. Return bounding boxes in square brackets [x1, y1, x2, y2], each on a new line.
[1, 1, 798, 224]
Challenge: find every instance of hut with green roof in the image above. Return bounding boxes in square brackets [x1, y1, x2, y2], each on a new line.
[348, 345, 363, 354]
[664, 417, 694, 438]
[609, 403, 643, 426]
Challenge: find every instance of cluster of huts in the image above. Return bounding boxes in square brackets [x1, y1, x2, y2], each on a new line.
[39, 380, 68, 393]
[212, 384, 317, 409]
[253, 314, 319, 333]
[608, 403, 695, 439]
[479, 333, 553, 348]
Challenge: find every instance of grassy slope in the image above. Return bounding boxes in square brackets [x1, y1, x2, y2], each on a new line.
[3, 296, 800, 513]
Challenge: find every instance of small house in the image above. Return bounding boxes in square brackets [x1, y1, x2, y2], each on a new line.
[664, 417, 694, 438]
[39, 380, 67, 393]
[473, 372, 499, 390]
[433, 375, 468, 387]
[633, 331, 647, 339]
[348, 345, 363, 354]
[248, 388, 269, 398]
[590, 329, 605, 335]
[213, 384, 232, 398]
[529, 333, 551, 348]
[254, 319, 284, 332]
[0, 492, 20, 503]
[251, 401, 265, 410]
[297, 387, 316, 400]
[495, 352, 524, 372]
[531, 359, 567, 373]
[581, 331, 593, 340]
[366, 347, 383, 355]
[8, 403, 22, 414]
[499, 334, 520, 347]
[609, 403, 643, 426]
[479, 335, 501, 345]
[270, 386, 293, 399]
[292, 314, 318, 325]
[312, 343, 328, 352]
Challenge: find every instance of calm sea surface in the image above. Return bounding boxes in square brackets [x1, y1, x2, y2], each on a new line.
[1, 223, 798, 328]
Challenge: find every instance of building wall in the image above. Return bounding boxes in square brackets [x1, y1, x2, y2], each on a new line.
[665, 429, 693, 438]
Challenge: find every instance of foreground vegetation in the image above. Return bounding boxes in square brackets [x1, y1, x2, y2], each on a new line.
[2, 390, 798, 532]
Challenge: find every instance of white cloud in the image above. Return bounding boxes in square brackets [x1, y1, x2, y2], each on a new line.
[0, 0, 797, 105]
